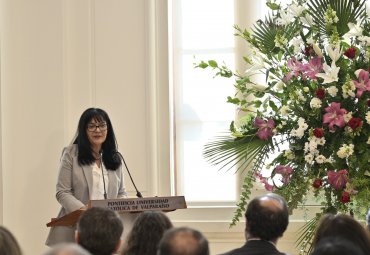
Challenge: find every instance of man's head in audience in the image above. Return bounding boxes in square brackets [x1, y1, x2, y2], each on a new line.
[76, 207, 123, 255]
[158, 227, 209, 255]
[245, 193, 289, 243]
[43, 243, 91, 255]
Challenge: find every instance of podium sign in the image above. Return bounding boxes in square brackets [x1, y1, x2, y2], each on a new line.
[47, 196, 187, 227]
[89, 196, 187, 213]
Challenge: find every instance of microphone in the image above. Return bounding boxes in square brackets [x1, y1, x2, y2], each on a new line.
[115, 151, 143, 198]
[100, 151, 108, 200]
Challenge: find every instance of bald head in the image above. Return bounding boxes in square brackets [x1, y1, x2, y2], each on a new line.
[158, 227, 209, 255]
[245, 193, 289, 242]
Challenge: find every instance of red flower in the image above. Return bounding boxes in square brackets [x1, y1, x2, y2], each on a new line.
[348, 117, 363, 130]
[316, 88, 325, 99]
[313, 128, 324, 138]
[304, 45, 313, 56]
[344, 47, 356, 59]
[367, 99, 370, 107]
[328, 169, 348, 190]
[312, 178, 322, 188]
[340, 191, 350, 203]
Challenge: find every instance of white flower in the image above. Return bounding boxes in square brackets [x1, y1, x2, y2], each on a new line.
[366, 112, 370, 124]
[303, 87, 309, 92]
[342, 81, 356, 98]
[275, 80, 285, 91]
[280, 105, 290, 116]
[315, 155, 326, 164]
[289, 3, 305, 16]
[291, 37, 303, 54]
[250, 83, 267, 91]
[318, 137, 326, 146]
[315, 62, 340, 84]
[337, 144, 354, 159]
[310, 97, 322, 108]
[297, 91, 306, 102]
[305, 154, 314, 164]
[345, 22, 363, 37]
[327, 86, 338, 97]
[326, 44, 342, 63]
[312, 43, 323, 58]
[368, 137, 370, 145]
[300, 13, 314, 26]
[307, 37, 315, 45]
[277, 10, 294, 26]
[344, 112, 353, 123]
[359, 36, 370, 46]
[284, 149, 295, 160]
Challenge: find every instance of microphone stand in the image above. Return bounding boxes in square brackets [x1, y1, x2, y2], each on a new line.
[116, 151, 143, 198]
[100, 151, 107, 199]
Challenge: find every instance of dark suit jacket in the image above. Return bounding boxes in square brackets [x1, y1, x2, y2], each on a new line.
[219, 240, 286, 255]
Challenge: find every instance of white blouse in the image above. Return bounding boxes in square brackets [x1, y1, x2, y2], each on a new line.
[91, 162, 109, 200]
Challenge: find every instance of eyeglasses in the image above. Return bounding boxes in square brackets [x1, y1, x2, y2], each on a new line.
[87, 122, 108, 132]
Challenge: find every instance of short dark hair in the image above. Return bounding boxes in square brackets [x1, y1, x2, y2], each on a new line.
[0, 226, 22, 255]
[123, 211, 173, 255]
[158, 227, 209, 255]
[74, 108, 121, 170]
[77, 207, 123, 255]
[245, 193, 289, 241]
[311, 237, 365, 255]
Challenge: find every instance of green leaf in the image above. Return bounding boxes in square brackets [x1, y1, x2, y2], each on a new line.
[208, 60, 218, 68]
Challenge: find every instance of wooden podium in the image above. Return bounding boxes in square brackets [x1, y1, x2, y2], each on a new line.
[46, 196, 187, 227]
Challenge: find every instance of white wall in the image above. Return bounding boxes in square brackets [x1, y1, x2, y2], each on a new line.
[0, 1, 310, 254]
[0, 0, 169, 254]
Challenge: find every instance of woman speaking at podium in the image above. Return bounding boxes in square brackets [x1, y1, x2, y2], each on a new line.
[46, 108, 127, 246]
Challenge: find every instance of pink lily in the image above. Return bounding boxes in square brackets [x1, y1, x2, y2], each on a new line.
[254, 118, 275, 140]
[275, 165, 293, 184]
[327, 169, 348, 190]
[301, 57, 323, 80]
[285, 57, 303, 80]
[323, 102, 347, 130]
[353, 69, 370, 97]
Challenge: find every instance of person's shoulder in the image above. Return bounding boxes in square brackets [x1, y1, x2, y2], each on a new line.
[62, 144, 78, 157]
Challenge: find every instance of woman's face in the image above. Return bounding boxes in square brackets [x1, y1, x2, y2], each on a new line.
[86, 118, 108, 150]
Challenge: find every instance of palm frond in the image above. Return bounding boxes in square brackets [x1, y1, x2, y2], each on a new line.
[203, 134, 271, 173]
[295, 213, 322, 254]
[307, 0, 366, 38]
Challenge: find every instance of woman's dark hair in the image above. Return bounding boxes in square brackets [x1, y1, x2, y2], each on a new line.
[312, 214, 370, 255]
[0, 226, 22, 255]
[122, 211, 173, 255]
[74, 108, 121, 170]
[311, 237, 365, 255]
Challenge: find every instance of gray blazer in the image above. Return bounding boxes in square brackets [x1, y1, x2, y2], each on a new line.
[45, 144, 127, 246]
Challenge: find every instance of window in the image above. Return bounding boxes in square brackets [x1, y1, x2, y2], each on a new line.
[170, 0, 237, 203]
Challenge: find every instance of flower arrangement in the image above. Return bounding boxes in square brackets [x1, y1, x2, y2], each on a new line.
[197, 0, 370, 252]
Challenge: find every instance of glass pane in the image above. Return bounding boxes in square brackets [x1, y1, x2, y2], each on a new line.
[181, 0, 234, 49]
[173, 0, 236, 202]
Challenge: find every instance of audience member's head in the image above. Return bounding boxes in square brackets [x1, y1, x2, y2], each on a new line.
[0, 226, 22, 255]
[245, 193, 289, 242]
[122, 211, 173, 255]
[76, 207, 123, 255]
[158, 227, 209, 255]
[312, 213, 370, 255]
[43, 243, 91, 255]
[311, 237, 365, 255]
